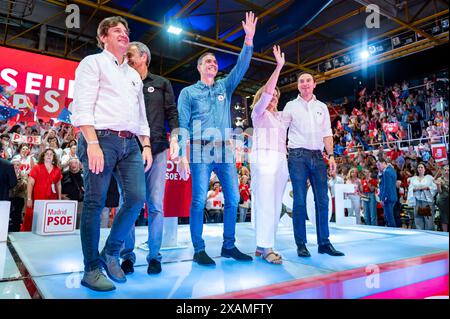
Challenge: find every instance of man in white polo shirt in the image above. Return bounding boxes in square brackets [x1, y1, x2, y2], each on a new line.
[284, 72, 345, 258]
[71, 16, 152, 292]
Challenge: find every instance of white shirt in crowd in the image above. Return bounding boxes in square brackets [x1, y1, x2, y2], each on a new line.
[205, 191, 225, 210]
[407, 175, 437, 206]
[70, 49, 150, 137]
[284, 94, 333, 151]
[340, 113, 349, 125]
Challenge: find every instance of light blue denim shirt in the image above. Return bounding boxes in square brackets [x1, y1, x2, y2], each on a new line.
[177, 44, 253, 151]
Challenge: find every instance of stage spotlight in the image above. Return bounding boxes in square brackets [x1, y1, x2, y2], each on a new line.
[343, 55, 351, 64]
[442, 18, 449, 29]
[360, 50, 370, 60]
[324, 61, 332, 71]
[168, 26, 183, 35]
[368, 45, 376, 55]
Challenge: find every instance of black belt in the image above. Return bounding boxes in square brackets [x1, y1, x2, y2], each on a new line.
[96, 129, 135, 139]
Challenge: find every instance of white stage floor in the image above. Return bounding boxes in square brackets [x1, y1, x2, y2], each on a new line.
[2, 220, 449, 299]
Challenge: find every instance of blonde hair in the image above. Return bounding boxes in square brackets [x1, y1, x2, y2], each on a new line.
[347, 168, 358, 181]
[250, 86, 280, 110]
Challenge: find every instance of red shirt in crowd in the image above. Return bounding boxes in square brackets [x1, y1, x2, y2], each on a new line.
[239, 183, 251, 202]
[361, 178, 378, 193]
[387, 149, 402, 161]
[28, 164, 62, 200]
[21, 163, 62, 231]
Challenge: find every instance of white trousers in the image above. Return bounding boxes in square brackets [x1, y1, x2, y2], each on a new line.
[347, 194, 362, 224]
[250, 150, 289, 248]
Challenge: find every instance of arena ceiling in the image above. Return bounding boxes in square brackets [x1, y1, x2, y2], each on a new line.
[0, 0, 448, 96]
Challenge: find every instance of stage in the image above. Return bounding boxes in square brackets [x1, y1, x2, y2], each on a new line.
[1, 218, 448, 299]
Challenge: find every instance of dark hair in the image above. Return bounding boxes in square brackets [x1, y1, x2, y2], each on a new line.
[48, 136, 60, 148]
[38, 148, 59, 167]
[0, 133, 10, 140]
[96, 16, 129, 49]
[16, 143, 30, 155]
[197, 52, 216, 66]
[297, 72, 316, 82]
[378, 157, 388, 164]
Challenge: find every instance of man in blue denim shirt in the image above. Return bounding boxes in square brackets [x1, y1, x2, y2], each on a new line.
[177, 12, 257, 266]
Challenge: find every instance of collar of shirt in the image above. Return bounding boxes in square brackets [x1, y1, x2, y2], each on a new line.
[297, 94, 318, 104]
[102, 49, 128, 68]
[195, 80, 216, 89]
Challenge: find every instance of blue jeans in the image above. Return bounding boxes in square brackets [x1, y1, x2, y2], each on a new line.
[363, 192, 377, 226]
[287, 148, 331, 247]
[121, 150, 167, 263]
[238, 206, 248, 223]
[190, 150, 239, 253]
[383, 201, 396, 227]
[77, 132, 145, 272]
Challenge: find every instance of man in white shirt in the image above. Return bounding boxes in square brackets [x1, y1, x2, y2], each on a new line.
[71, 16, 152, 292]
[284, 72, 344, 257]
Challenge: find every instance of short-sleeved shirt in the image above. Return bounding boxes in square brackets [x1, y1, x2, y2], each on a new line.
[29, 163, 62, 200]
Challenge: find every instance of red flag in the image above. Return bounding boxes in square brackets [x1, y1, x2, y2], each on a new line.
[36, 88, 65, 120]
[348, 140, 355, 149]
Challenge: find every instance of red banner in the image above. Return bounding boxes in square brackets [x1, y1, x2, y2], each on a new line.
[0, 46, 78, 101]
[163, 149, 191, 218]
[431, 144, 447, 164]
[36, 88, 66, 120]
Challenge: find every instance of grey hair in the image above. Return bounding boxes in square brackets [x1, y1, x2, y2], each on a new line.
[129, 41, 151, 67]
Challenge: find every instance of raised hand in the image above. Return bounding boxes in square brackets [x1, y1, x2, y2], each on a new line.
[242, 11, 258, 41]
[273, 45, 285, 68]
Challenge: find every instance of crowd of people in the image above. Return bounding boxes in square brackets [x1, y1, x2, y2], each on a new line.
[1, 71, 448, 234]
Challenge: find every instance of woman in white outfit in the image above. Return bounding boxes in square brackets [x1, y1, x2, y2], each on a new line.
[346, 168, 363, 224]
[407, 163, 437, 230]
[250, 46, 291, 264]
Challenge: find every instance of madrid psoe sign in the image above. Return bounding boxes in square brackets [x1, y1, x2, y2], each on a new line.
[32, 200, 77, 235]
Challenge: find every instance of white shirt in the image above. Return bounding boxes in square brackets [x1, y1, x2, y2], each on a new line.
[205, 190, 225, 210]
[70, 49, 150, 137]
[407, 175, 437, 206]
[284, 94, 333, 150]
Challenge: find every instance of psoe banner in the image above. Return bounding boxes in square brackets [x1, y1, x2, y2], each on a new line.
[431, 143, 448, 164]
[32, 200, 77, 235]
[0, 46, 78, 100]
[11, 133, 41, 145]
